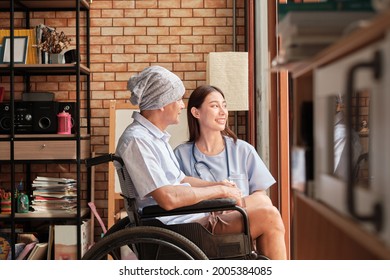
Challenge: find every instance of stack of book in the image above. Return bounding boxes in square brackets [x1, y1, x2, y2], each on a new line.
[31, 176, 77, 213]
[274, 10, 375, 65]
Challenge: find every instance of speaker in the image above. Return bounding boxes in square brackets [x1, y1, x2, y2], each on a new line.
[32, 102, 59, 133]
[0, 103, 12, 133]
[58, 102, 77, 133]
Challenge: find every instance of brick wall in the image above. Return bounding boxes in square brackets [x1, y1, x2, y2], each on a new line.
[89, 0, 246, 238]
[0, 0, 247, 240]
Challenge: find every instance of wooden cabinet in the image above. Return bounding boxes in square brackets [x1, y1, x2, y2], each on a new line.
[0, 0, 91, 260]
[276, 10, 390, 259]
[293, 193, 390, 260]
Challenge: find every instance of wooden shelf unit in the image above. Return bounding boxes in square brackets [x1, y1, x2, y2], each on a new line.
[0, 0, 91, 260]
[279, 10, 390, 259]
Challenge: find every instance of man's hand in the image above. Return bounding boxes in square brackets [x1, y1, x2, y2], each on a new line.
[219, 182, 243, 207]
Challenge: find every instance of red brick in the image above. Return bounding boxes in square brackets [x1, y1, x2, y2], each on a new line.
[182, 0, 204, 8]
[159, 18, 180, 26]
[204, 35, 226, 44]
[193, 44, 216, 53]
[136, 18, 158, 26]
[159, 0, 181, 8]
[173, 63, 196, 71]
[113, 36, 135, 45]
[101, 27, 124, 36]
[193, 27, 215, 35]
[185, 71, 206, 81]
[135, 54, 158, 63]
[113, 1, 135, 9]
[170, 27, 192, 35]
[135, 35, 157, 44]
[158, 54, 181, 62]
[125, 9, 147, 18]
[113, 18, 136, 27]
[124, 27, 147, 36]
[181, 36, 203, 44]
[147, 26, 169, 36]
[136, 0, 158, 9]
[180, 53, 204, 62]
[158, 36, 180, 44]
[148, 9, 169, 17]
[125, 45, 147, 54]
[93, 73, 115, 81]
[102, 9, 124, 18]
[170, 9, 192, 18]
[205, 0, 227, 8]
[194, 9, 216, 17]
[91, 18, 113, 27]
[105, 63, 127, 72]
[112, 54, 135, 63]
[205, 18, 227, 26]
[182, 18, 203, 26]
[148, 45, 170, 53]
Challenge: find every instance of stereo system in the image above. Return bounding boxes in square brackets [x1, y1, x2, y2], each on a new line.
[0, 101, 76, 134]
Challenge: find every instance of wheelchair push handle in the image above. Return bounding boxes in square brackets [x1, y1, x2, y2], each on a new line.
[85, 153, 124, 168]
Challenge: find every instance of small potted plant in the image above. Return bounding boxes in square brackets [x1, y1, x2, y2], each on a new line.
[38, 26, 71, 64]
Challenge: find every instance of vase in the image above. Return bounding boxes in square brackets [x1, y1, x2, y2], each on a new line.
[49, 53, 65, 64]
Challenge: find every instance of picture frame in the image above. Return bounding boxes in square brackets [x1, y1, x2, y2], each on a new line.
[0, 44, 3, 63]
[1, 36, 28, 64]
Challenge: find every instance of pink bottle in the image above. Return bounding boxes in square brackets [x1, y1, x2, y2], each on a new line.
[57, 111, 72, 134]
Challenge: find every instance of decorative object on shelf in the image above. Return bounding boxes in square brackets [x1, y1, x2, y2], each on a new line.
[1, 36, 28, 64]
[37, 26, 71, 64]
[64, 47, 78, 64]
[0, 233, 11, 260]
[0, 189, 11, 214]
[16, 180, 29, 214]
[57, 110, 73, 135]
[0, 28, 39, 64]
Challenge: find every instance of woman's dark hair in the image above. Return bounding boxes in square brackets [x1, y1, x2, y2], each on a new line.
[187, 85, 237, 143]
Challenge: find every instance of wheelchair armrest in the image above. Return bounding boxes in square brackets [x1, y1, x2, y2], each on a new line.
[141, 198, 237, 216]
[85, 153, 123, 168]
[140, 198, 250, 236]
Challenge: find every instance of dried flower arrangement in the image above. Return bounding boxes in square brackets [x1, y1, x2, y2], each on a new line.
[38, 27, 71, 54]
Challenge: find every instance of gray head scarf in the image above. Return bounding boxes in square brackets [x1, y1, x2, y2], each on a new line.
[127, 66, 185, 110]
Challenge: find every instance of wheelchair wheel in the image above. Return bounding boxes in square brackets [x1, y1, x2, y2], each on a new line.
[104, 216, 132, 237]
[82, 226, 208, 260]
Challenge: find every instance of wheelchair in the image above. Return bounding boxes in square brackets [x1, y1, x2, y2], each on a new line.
[82, 153, 268, 260]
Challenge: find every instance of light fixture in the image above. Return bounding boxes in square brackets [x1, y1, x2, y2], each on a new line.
[206, 52, 249, 111]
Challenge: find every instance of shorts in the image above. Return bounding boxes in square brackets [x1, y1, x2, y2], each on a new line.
[194, 210, 244, 235]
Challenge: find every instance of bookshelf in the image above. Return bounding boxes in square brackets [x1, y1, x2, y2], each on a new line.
[0, 0, 91, 260]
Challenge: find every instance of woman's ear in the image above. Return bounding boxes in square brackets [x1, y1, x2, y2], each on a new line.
[191, 107, 200, 118]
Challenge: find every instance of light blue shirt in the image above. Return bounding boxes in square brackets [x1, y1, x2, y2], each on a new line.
[174, 136, 276, 196]
[116, 111, 207, 224]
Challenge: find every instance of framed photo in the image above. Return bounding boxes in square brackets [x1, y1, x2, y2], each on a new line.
[2, 36, 28, 64]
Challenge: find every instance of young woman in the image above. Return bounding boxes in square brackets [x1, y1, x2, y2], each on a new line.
[174, 85, 287, 260]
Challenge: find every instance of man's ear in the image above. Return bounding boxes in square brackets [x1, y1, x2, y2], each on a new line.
[191, 107, 200, 118]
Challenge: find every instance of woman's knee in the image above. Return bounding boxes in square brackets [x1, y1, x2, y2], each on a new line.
[252, 205, 285, 233]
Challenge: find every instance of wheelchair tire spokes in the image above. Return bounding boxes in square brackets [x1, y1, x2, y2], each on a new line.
[82, 226, 208, 260]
